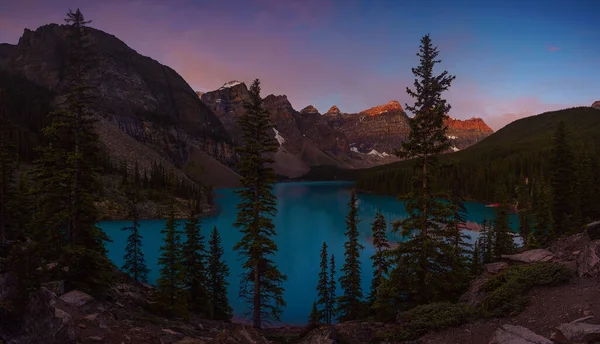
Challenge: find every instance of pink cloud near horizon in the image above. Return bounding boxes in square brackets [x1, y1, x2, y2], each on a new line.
[545, 44, 562, 51]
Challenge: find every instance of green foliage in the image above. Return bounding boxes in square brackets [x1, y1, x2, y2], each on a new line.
[308, 300, 320, 327]
[549, 121, 575, 236]
[470, 242, 482, 275]
[368, 211, 389, 305]
[155, 203, 188, 318]
[477, 218, 494, 264]
[120, 183, 149, 283]
[207, 225, 232, 321]
[0, 89, 18, 256]
[316, 242, 331, 324]
[233, 79, 286, 328]
[337, 189, 364, 321]
[380, 34, 463, 316]
[328, 254, 337, 323]
[356, 107, 600, 216]
[491, 186, 515, 259]
[531, 177, 553, 246]
[378, 302, 480, 341]
[181, 202, 209, 314]
[481, 262, 572, 317]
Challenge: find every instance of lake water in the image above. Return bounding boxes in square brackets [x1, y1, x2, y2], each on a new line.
[99, 181, 519, 326]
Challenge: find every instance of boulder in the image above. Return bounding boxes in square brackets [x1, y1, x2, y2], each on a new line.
[586, 221, 600, 240]
[59, 290, 94, 307]
[6, 288, 76, 344]
[300, 326, 337, 344]
[174, 338, 208, 344]
[42, 280, 65, 296]
[489, 324, 553, 344]
[212, 324, 270, 344]
[576, 240, 600, 277]
[501, 249, 555, 264]
[551, 322, 600, 343]
[485, 262, 509, 274]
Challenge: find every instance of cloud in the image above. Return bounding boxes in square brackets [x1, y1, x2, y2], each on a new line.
[545, 44, 562, 52]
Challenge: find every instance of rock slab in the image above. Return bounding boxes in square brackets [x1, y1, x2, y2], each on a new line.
[489, 324, 553, 344]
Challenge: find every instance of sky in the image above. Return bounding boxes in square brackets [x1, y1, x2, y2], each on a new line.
[1, 0, 599, 130]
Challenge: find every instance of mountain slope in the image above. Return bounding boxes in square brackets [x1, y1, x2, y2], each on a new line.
[356, 106, 600, 200]
[0, 23, 240, 187]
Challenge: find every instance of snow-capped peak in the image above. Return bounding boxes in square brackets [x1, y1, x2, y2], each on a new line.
[368, 149, 385, 158]
[273, 128, 285, 146]
[219, 80, 242, 90]
[451, 146, 460, 152]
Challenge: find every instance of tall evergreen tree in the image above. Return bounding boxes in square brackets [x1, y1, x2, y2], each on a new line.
[384, 33, 457, 308]
[233, 79, 286, 329]
[328, 254, 336, 323]
[316, 242, 330, 324]
[549, 121, 575, 235]
[207, 225, 232, 321]
[532, 177, 553, 247]
[181, 201, 209, 314]
[477, 217, 494, 264]
[442, 178, 472, 299]
[120, 183, 149, 283]
[337, 189, 364, 321]
[470, 241, 482, 275]
[368, 211, 389, 304]
[516, 177, 533, 246]
[156, 202, 188, 317]
[28, 9, 112, 293]
[0, 89, 17, 256]
[491, 185, 515, 258]
[308, 300, 320, 327]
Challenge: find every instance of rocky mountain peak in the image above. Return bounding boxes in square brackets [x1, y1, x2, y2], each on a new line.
[592, 100, 600, 110]
[325, 105, 341, 116]
[299, 105, 321, 115]
[218, 80, 244, 90]
[445, 116, 493, 132]
[360, 100, 404, 116]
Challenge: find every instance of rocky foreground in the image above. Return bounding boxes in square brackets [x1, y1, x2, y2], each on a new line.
[3, 221, 600, 344]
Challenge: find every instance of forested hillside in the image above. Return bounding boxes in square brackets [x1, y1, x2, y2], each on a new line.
[357, 106, 600, 205]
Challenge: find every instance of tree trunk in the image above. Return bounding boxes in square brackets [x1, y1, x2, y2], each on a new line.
[419, 156, 428, 303]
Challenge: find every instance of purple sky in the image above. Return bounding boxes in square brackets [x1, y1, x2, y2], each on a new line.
[1, 0, 598, 130]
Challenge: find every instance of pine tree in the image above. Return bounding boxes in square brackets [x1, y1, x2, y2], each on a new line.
[478, 217, 494, 264]
[549, 121, 575, 235]
[385, 34, 457, 308]
[120, 183, 149, 283]
[207, 225, 232, 321]
[308, 300, 320, 327]
[442, 180, 472, 299]
[27, 9, 112, 293]
[316, 242, 330, 323]
[337, 189, 364, 321]
[471, 242, 482, 275]
[181, 201, 209, 314]
[369, 211, 390, 304]
[532, 177, 553, 247]
[156, 202, 188, 317]
[328, 254, 337, 323]
[0, 89, 17, 256]
[233, 79, 286, 329]
[516, 177, 534, 246]
[491, 185, 515, 258]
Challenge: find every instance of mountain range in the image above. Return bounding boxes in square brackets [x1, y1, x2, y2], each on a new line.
[200, 81, 494, 178]
[4, 22, 578, 188]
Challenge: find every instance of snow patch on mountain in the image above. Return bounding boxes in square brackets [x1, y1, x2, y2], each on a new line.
[351, 147, 360, 153]
[273, 128, 285, 146]
[447, 135, 457, 139]
[219, 80, 242, 90]
[451, 146, 460, 152]
[368, 149, 386, 158]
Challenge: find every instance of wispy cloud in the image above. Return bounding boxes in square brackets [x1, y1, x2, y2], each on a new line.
[545, 44, 562, 52]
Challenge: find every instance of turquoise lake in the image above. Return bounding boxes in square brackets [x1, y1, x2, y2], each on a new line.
[99, 181, 519, 326]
